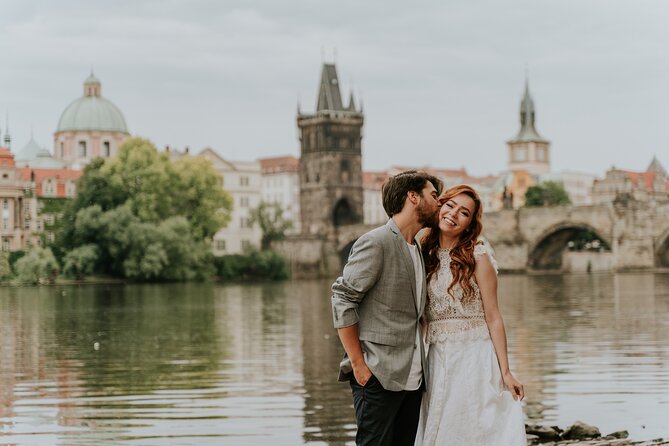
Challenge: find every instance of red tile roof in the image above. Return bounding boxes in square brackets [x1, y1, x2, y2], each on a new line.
[17, 167, 83, 198]
[258, 156, 299, 174]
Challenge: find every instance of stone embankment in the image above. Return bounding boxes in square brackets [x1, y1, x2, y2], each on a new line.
[527, 421, 668, 445]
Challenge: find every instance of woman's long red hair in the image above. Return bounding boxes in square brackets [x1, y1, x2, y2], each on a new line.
[421, 184, 483, 302]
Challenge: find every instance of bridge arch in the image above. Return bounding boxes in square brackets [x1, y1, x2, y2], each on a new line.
[655, 226, 669, 268]
[528, 221, 612, 271]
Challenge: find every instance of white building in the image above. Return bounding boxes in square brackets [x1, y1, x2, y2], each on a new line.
[258, 156, 301, 234]
[198, 148, 262, 255]
[363, 171, 389, 225]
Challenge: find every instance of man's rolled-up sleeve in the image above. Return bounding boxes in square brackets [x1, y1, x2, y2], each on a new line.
[331, 233, 383, 329]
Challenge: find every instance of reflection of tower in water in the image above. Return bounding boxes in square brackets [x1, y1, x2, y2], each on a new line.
[299, 280, 356, 445]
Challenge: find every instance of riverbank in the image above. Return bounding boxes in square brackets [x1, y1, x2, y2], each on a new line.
[527, 422, 668, 445]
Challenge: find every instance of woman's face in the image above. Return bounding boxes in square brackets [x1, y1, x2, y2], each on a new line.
[438, 193, 475, 238]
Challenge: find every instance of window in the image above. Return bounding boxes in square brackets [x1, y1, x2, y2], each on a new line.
[103, 141, 111, 157]
[46, 214, 55, 225]
[240, 176, 249, 186]
[513, 148, 526, 162]
[1, 238, 9, 251]
[537, 148, 546, 162]
[240, 217, 251, 228]
[216, 239, 226, 251]
[78, 141, 87, 158]
[47, 232, 55, 243]
[240, 196, 249, 208]
[60, 142, 64, 158]
[241, 240, 251, 250]
[36, 219, 42, 230]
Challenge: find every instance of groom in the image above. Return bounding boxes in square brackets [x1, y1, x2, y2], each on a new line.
[331, 170, 443, 446]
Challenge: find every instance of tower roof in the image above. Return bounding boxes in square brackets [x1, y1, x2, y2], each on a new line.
[509, 80, 547, 143]
[56, 73, 129, 133]
[317, 64, 346, 112]
[647, 156, 667, 177]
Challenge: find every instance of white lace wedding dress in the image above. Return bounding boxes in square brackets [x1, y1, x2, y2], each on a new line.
[414, 244, 526, 446]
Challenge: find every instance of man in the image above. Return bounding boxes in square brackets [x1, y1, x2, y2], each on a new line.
[331, 170, 443, 446]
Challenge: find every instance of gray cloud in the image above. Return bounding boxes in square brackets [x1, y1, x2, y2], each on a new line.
[0, 0, 666, 175]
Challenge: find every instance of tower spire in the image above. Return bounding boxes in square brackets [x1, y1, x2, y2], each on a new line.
[3, 112, 11, 150]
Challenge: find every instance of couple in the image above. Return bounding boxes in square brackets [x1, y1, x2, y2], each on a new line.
[331, 170, 526, 446]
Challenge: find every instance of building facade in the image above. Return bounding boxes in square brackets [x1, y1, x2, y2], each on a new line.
[507, 80, 550, 176]
[54, 73, 130, 167]
[258, 156, 301, 234]
[199, 148, 262, 254]
[592, 157, 669, 204]
[297, 63, 364, 236]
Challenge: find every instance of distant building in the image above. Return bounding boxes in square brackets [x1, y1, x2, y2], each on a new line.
[199, 148, 262, 255]
[507, 80, 550, 176]
[362, 171, 388, 225]
[297, 63, 364, 236]
[258, 156, 300, 234]
[54, 73, 130, 167]
[542, 171, 596, 206]
[0, 145, 81, 251]
[592, 157, 669, 204]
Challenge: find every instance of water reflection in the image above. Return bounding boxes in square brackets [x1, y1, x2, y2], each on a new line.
[0, 273, 668, 444]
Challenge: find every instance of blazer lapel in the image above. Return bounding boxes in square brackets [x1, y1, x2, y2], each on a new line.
[415, 236, 427, 317]
[387, 220, 418, 314]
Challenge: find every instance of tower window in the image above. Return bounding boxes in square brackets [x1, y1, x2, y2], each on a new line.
[103, 141, 111, 157]
[78, 141, 87, 158]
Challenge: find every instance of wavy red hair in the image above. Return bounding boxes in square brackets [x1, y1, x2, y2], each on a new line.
[421, 184, 483, 302]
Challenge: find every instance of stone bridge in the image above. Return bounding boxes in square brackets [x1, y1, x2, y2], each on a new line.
[278, 198, 669, 278]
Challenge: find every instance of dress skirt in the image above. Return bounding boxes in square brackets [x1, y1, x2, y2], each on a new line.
[414, 337, 526, 446]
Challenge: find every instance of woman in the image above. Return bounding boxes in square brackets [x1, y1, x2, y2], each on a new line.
[414, 184, 526, 446]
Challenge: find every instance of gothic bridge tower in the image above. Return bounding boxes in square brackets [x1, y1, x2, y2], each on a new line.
[297, 64, 364, 236]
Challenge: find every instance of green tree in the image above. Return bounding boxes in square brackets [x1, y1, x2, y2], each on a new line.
[57, 137, 232, 281]
[62, 244, 99, 279]
[15, 247, 59, 284]
[0, 251, 11, 279]
[524, 181, 571, 207]
[249, 201, 294, 250]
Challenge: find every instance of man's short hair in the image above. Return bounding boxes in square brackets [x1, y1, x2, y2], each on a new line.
[381, 170, 443, 217]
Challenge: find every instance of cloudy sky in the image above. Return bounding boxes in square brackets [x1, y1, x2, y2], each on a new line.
[0, 0, 667, 176]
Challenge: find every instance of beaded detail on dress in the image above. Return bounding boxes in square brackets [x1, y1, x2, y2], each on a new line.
[425, 243, 497, 344]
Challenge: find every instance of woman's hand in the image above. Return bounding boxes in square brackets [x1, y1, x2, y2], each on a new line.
[503, 372, 525, 401]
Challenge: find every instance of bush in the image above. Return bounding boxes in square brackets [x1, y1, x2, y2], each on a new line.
[15, 247, 59, 284]
[214, 249, 288, 281]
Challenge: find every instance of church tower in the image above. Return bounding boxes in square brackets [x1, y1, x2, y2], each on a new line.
[297, 63, 364, 236]
[507, 80, 550, 175]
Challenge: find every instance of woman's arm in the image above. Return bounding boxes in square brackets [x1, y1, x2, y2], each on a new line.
[474, 253, 524, 401]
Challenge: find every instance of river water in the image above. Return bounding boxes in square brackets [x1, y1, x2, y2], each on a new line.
[1, 273, 668, 445]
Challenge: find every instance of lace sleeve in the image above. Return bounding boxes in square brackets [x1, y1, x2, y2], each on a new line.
[474, 241, 498, 274]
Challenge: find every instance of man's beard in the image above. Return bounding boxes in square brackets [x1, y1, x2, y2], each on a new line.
[417, 201, 438, 227]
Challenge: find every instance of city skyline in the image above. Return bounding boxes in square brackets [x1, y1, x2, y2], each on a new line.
[0, 0, 667, 177]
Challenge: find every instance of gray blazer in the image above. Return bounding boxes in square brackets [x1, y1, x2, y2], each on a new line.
[331, 218, 428, 392]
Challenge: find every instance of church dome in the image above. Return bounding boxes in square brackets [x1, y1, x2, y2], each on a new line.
[56, 73, 129, 133]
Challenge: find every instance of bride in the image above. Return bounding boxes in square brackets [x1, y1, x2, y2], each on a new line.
[414, 184, 526, 446]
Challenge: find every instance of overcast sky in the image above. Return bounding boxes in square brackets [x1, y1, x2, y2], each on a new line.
[0, 0, 667, 176]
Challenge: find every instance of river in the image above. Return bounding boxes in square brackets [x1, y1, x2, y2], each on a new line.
[1, 273, 668, 445]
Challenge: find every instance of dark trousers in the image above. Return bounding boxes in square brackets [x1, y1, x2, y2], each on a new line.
[349, 375, 422, 446]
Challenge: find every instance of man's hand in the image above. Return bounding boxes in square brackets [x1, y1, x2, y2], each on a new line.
[352, 361, 373, 386]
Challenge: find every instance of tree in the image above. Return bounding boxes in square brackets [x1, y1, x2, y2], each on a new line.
[249, 201, 294, 250]
[57, 137, 232, 281]
[62, 244, 99, 279]
[524, 181, 571, 207]
[0, 251, 11, 279]
[15, 247, 59, 284]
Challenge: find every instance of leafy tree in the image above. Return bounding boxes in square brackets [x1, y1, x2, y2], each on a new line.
[57, 137, 231, 281]
[524, 181, 571, 207]
[62, 244, 99, 279]
[15, 247, 59, 284]
[249, 201, 294, 250]
[0, 251, 11, 279]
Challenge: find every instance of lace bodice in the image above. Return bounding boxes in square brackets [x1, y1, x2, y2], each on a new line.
[425, 243, 497, 344]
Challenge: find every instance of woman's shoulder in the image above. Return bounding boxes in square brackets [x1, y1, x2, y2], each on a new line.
[473, 238, 498, 273]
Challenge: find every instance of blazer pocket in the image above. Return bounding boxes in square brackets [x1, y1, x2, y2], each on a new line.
[359, 331, 400, 346]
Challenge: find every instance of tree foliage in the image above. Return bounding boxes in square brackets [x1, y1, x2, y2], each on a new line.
[62, 244, 99, 279]
[214, 248, 288, 281]
[0, 251, 11, 279]
[249, 201, 294, 250]
[15, 247, 59, 284]
[524, 181, 571, 207]
[57, 137, 232, 281]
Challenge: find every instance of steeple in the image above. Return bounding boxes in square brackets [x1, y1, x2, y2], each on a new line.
[84, 71, 102, 97]
[347, 91, 357, 112]
[647, 156, 667, 177]
[511, 79, 546, 143]
[3, 113, 11, 150]
[316, 64, 345, 112]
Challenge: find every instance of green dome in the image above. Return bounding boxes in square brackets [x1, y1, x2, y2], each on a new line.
[56, 75, 129, 133]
